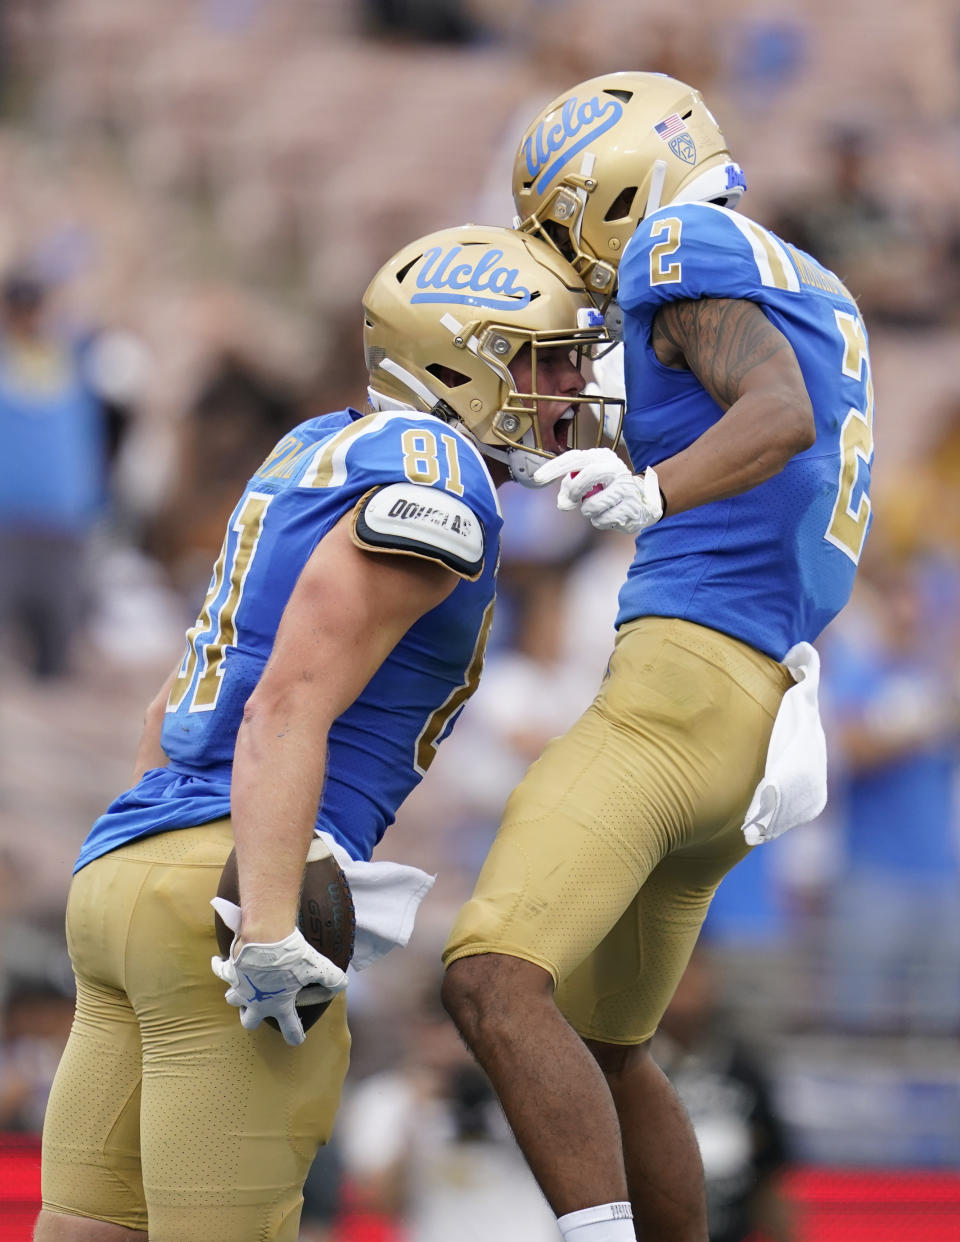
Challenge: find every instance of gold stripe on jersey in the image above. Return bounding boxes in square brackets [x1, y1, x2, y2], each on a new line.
[193, 493, 270, 709]
[257, 435, 307, 481]
[167, 541, 227, 711]
[787, 245, 856, 301]
[301, 413, 390, 489]
[825, 309, 873, 565]
[415, 596, 495, 775]
[699, 204, 799, 292]
[302, 412, 501, 518]
[747, 220, 798, 291]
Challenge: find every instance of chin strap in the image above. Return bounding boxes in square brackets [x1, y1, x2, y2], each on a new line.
[366, 386, 418, 414]
[367, 357, 444, 415]
[505, 446, 549, 487]
[461, 424, 545, 489]
[644, 160, 668, 218]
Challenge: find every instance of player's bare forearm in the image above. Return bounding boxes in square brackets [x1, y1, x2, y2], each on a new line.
[651, 298, 815, 514]
[230, 688, 332, 947]
[130, 664, 178, 784]
[231, 512, 457, 948]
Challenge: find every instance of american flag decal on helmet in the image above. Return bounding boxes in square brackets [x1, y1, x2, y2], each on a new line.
[654, 113, 686, 140]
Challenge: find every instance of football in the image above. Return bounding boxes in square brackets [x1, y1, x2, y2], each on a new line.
[214, 836, 356, 1033]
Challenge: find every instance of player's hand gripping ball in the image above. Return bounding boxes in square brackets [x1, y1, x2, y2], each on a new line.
[213, 837, 356, 1038]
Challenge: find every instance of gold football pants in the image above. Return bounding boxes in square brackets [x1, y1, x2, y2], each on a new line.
[41, 819, 350, 1241]
[444, 617, 792, 1043]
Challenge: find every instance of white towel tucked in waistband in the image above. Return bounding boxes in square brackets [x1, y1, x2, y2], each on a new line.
[741, 642, 828, 846]
[212, 831, 435, 973]
[316, 831, 435, 970]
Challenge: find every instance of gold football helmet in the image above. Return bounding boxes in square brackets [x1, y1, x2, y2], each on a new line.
[362, 224, 623, 485]
[513, 71, 746, 304]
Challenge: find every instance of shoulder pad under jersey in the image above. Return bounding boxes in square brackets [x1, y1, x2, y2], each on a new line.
[618, 202, 803, 315]
[300, 411, 498, 507]
[352, 482, 485, 579]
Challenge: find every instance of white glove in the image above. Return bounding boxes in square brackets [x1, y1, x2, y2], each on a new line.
[534, 449, 664, 534]
[211, 927, 348, 1047]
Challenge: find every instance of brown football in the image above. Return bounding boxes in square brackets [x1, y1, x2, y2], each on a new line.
[214, 837, 356, 1033]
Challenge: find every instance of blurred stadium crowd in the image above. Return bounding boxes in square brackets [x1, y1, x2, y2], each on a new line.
[1, 0, 960, 1237]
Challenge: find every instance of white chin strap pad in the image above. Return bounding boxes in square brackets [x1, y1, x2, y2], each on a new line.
[507, 447, 548, 488]
[472, 420, 545, 489]
[367, 386, 417, 414]
[476, 439, 543, 488]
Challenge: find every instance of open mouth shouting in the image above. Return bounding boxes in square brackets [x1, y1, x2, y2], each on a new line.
[553, 406, 575, 454]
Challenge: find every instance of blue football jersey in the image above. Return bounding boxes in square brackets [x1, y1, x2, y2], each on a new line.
[76, 408, 502, 870]
[616, 202, 874, 659]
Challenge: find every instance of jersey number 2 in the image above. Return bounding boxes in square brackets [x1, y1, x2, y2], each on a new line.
[825, 310, 873, 564]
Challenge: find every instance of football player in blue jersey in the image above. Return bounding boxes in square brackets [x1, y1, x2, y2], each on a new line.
[35, 225, 623, 1242]
[442, 73, 874, 1242]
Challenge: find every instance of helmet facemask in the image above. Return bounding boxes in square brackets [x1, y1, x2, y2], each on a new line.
[362, 227, 624, 485]
[517, 167, 624, 311]
[467, 322, 623, 485]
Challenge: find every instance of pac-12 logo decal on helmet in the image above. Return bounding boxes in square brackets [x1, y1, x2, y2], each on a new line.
[653, 113, 697, 166]
[522, 93, 624, 194]
[410, 246, 532, 311]
[669, 134, 697, 165]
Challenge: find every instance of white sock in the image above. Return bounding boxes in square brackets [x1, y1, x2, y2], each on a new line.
[557, 1202, 635, 1242]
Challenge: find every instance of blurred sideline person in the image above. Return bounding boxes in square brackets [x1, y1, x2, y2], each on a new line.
[337, 984, 562, 1242]
[443, 72, 873, 1242]
[35, 225, 623, 1242]
[0, 978, 75, 1134]
[653, 949, 796, 1242]
[0, 268, 108, 679]
[819, 556, 960, 1034]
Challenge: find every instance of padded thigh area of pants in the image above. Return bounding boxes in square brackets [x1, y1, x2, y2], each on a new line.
[42, 824, 351, 1242]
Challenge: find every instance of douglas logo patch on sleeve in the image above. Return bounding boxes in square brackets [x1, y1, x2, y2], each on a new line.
[353, 483, 485, 579]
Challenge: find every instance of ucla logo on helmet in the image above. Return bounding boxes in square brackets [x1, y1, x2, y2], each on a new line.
[669, 134, 697, 165]
[523, 93, 624, 194]
[410, 246, 532, 311]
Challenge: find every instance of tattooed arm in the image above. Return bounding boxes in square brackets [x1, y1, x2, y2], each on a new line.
[650, 297, 815, 516]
